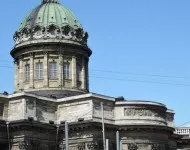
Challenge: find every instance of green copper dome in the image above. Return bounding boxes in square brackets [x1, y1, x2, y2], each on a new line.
[14, 0, 88, 46]
[18, 1, 82, 31]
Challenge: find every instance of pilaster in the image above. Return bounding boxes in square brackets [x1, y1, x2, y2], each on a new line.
[72, 56, 77, 88]
[19, 57, 24, 90]
[29, 53, 34, 88]
[14, 60, 18, 92]
[58, 54, 64, 89]
[86, 59, 89, 91]
[43, 52, 49, 88]
[81, 56, 86, 90]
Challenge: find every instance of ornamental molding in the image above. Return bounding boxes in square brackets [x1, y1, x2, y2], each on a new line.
[12, 43, 90, 59]
[78, 142, 85, 150]
[14, 25, 88, 46]
[151, 144, 165, 150]
[128, 143, 138, 150]
[124, 107, 165, 118]
[87, 141, 98, 150]
[19, 141, 28, 150]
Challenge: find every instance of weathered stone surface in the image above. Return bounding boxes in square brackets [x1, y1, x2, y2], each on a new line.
[0, 0, 181, 149]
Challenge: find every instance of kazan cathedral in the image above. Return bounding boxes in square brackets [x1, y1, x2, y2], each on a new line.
[0, 0, 181, 149]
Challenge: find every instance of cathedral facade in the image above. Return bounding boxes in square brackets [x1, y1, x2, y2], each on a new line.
[0, 0, 178, 149]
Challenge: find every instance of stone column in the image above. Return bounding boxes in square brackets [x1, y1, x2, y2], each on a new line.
[72, 56, 77, 88]
[86, 59, 89, 91]
[14, 60, 18, 92]
[58, 54, 64, 89]
[19, 57, 24, 90]
[81, 56, 86, 90]
[43, 52, 48, 88]
[29, 53, 34, 88]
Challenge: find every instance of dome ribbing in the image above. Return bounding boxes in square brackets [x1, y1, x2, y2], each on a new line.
[13, 1, 88, 47]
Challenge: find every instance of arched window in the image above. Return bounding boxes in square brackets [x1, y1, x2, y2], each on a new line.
[25, 63, 30, 82]
[35, 62, 43, 80]
[49, 61, 57, 79]
[76, 63, 81, 81]
[64, 61, 70, 80]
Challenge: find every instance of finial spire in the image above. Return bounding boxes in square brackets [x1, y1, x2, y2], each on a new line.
[42, 0, 59, 4]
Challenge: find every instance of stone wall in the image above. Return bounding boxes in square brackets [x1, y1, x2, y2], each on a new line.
[8, 99, 25, 121]
[12, 45, 90, 93]
[57, 99, 92, 123]
[114, 101, 167, 126]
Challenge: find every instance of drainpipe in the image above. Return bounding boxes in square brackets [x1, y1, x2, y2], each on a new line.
[6, 122, 11, 150]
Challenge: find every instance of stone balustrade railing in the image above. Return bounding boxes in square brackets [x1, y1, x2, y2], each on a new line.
[176, 127, 190, 135]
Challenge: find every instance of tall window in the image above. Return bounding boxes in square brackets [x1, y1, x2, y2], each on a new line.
[25, 64, 30, 82]
[76, 64, 81, 81]
[35, 62, 43, 80]
[64, 61, 70, 79]
[49, 62, 57, 79]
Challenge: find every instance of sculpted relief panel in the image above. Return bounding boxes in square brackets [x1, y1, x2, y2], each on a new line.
[124, 108, 165, 118]
[14, 25, 88, 45]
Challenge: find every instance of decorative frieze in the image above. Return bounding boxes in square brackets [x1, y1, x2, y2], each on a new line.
[14, 25, 88, 46]
[59, 142, 66, 150]
[124, 108, 165, 118]
[128, 143, 138, 150]
[87, 141, 98, 150]
[151, 144, 165, 150]
[78, 142, 85, 150]
[19, 141, 28, 150]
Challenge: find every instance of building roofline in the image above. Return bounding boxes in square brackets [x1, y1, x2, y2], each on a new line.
[115, 100, 166, 107]
[3, 92, 171, 110]
[57, 92, 116, 102]
[7, 92, 116, 102]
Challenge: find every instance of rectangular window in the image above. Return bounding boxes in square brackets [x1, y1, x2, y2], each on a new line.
[49, 62, 57, 79]
[25, 64, 30, 82]
[35, 62, 43, 80]
[64, 61, 70, 80]
[76, 64, 81, 81]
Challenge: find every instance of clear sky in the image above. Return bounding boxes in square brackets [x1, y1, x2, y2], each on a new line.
[1, 0, 190, 126]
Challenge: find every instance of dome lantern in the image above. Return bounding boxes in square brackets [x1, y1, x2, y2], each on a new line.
[42, 0, 60, 3]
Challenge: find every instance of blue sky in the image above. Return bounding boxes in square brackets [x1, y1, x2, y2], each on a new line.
[1, 0, 190, 126]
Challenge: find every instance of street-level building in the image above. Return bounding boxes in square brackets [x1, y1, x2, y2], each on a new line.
[0, 0, 178, 149]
